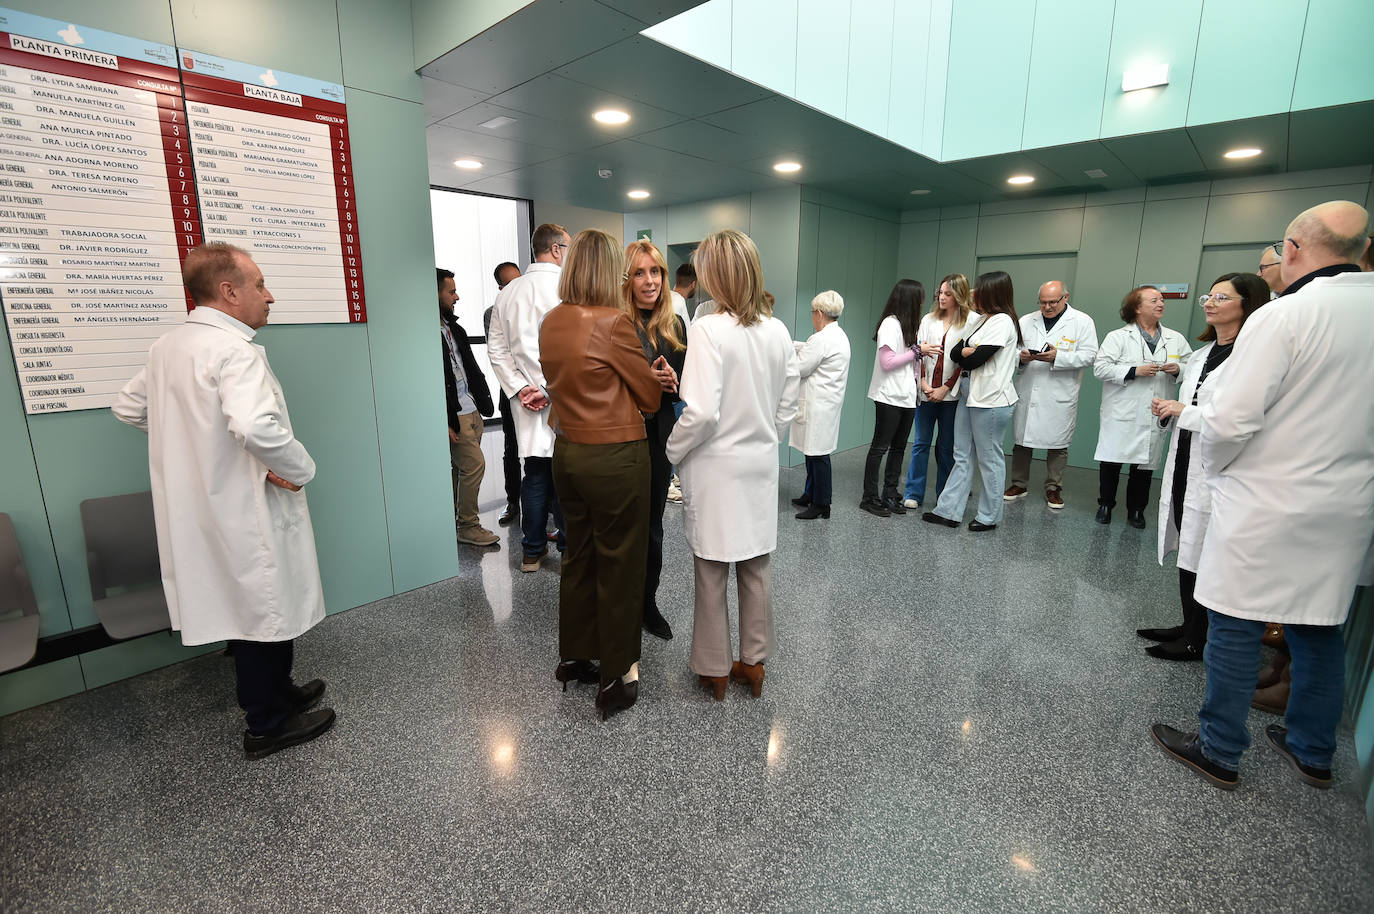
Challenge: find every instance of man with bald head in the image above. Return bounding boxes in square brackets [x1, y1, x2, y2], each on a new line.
[1257, 243, 1286, 295]
[1004, 280, 1098, 509]
[1152, 201, 1374, 791]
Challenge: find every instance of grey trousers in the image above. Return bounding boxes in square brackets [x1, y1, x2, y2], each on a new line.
[690, 553, 775, 677]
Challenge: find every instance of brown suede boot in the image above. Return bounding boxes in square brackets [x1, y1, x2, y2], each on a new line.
[1251, 664, 1291, 715]
[697, 675, 727, 701]
[730, 660, 765, 698]
[1262, 623, 1285, 649]
[1255, 651, 1290, 690]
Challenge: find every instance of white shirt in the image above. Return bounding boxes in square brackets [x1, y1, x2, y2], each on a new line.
[670, 290, 692, 329]
[866, 315, 919, 407]
[961, 312, 1019, 408]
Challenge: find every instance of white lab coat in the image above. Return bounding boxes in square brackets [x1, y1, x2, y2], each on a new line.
[111, 307, 324, 645]
[1093, 324, 1192, 467]
[1195, 270, 1374, 626]
[789, 320, 851, 456]
[692, 299, 717, 321]
[1012, 306, 1099, 449]
[666, 314, 800, 562]
[1156, 343, 1219, 572]
[486, 261, 560, 460]
[670, 290, 691, 329]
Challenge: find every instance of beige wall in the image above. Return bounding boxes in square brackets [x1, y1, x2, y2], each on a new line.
[533, 202, 624, 245]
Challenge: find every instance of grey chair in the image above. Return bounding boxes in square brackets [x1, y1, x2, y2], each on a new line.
[0, 513, 40, 671]
[80, 492, 171, 640]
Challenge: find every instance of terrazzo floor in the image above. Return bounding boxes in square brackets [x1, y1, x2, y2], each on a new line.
[2, 435, 1372, 912]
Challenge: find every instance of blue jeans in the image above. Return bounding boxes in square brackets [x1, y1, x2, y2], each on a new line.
[904, 399, 958, 504]
[1198, 609, 1345, 771]
[932, 400, 1014, 525]
[802, 454, 832, 506]
[520, 456, 565, 557]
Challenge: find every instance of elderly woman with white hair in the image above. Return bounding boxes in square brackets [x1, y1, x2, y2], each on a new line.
[788, 290, 851, 519]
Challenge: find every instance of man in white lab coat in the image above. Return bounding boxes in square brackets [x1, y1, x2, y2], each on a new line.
[486, 223, 569, 572]
[1152, 201, 1374, 791]
[113, 243, 334, 760]
[1004, 281, 1098, 509]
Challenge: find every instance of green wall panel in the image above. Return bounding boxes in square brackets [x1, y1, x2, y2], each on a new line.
[1022, 0, 1112, 150]
[1292, 0, 1374, 111]
[78, 635, 221, 690]
[975, 208, 1085, 257]
[886, 0, 933, 154]
[2, 0, 173, 41]
[1100, 0, 1202, 139]
[896, 220, 940, 289]
[1187, 0, 1305, 126]
[750, 187, 802, 332]
[1202, 184, 1370, 245]
[844, 0, 895, 138]
[170, 0, 344, 83]
[338, 0, 424, 102]
[665, 195, 751, 245]
[942, 0, 1034, 161]
[934, 217, 978, 284]
[733, 0, 796, 98]
[0, 659, 83, 718]
[411, 0, 529, 70]
[795, 0, 851, 121]
[922, 0, 952, 156]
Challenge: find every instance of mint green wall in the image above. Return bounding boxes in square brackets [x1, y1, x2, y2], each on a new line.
[1, 0, 456, 716]
[896, 165, 1374, 471]
[1347, 586, 1374, 842]
[410, 0, 530, 70]
[648, 0, 1374, 163]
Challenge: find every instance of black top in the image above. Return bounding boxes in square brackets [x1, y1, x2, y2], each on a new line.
[441, 310, 494, 427]
[1170, 341, 1234, 504]
[1042, 309, 1064, 333]
[633, 309, 687, 453]
[1281, 262, 1361, 297]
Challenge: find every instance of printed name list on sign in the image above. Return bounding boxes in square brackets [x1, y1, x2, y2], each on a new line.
[0, 7, 196, 414]
[179, 50, 366, 324]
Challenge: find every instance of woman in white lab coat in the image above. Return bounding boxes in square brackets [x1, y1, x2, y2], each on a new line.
[666, 229, 799, 702]
[1139, 272, 1269, 662]
[862, 279, 931, 516]
[788, 290, 851, 520]
[1092, 285, 1192, 528]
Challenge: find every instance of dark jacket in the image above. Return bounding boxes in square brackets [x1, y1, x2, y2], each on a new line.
[633, 313, 686, 453]
[441, 311, 494, 427]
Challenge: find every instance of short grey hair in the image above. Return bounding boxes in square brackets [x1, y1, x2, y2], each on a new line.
[811, 289, 844, 318]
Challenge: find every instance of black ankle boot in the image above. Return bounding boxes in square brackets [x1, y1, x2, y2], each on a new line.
[795, 504, 830, 520]
[1127, 510, 1146, 529]
[555, 659, 599, 691]
[1095, 504, 1111, 525]
[791, 493, 812, 507]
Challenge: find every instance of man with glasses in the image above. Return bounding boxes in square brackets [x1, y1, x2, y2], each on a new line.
[1257, 243, 1287, 295]
[1152, 200, 1374, 791]
[1004, 281, 1098, 509]
[487, 223, 570, 572]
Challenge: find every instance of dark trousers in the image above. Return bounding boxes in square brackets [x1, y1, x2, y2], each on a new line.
[1178, 569, 1210, 649]
[520, 456, 564, 557]
[553, 439, 650, 683]
[232, 639, 295, 735]
[1098, 461, 1152, 511]
[644, 433, 672, 615]
[864, 402, 916, 501]
[803, 454, 833, 506]
[498, 395, 520, 507]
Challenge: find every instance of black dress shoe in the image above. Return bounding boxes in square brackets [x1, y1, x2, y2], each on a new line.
[1127, 510, 1146, 529]
[1265, 724, 1332, 789]
[967, 520, 997, 532]
[1095, 504, 1111, 525]
[859, 498, 890, 517]
[596, 678, 639, 721]
[922, 511, 959, 528]
[1145, 638, 1203, 662]
[287, 678, 326, 712]
[498, 502, 519, 526]
[791, 493, 812, 507]
[795, 504, 830, 520]
[884, 497, 907, 515]
[643, 606, 674, 640]
[1150, 723, 1238, 790]
[555, 659, 600, 690]
[244, 708, 336, 760]
[1137, 625, 1184, 642]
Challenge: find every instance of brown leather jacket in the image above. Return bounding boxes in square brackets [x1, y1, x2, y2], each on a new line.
[539, 304, 661, 444]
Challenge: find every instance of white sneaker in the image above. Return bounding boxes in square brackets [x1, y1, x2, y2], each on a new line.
[903, 498, 919, 509]
[666, 481, 683, 504]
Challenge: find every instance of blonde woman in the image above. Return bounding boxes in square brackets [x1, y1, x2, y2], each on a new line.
[539, 230, 662, 721]
[666, 230, 800, 701]
[620, 239, 686, 641]
[902, 273, 971, 508]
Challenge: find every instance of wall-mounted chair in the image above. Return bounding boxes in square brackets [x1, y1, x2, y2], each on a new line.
[79, 492, 170, 640]
[0, 513, 40, 672]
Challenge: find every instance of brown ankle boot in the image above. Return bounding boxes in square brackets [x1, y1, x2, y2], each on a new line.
[697, 674, 727, 701]
[1251, 664, 1291, 715]
[1255, 651, 1290, 689]
[730, 660, 765, 698]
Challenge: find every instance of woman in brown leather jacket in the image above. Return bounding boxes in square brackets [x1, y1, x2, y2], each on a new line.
[539, 230, 665, 721]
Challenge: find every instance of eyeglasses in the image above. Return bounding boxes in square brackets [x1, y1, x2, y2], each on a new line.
[1037, 294, 1066, 306]
[1269, 238, 1300, 258]
[1257, 260, 1280, 272]
[1197, 292, 1240, 306]
[551, 242, 569, 252]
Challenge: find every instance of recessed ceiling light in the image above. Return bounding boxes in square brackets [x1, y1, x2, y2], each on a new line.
[1122, 63, 1170, 92]
[627, 189, 650, 200]
[1223, 147, 1262, 159]
[1007, 175, 1035, 185]
[773, 161, 802, 173]
[478, 115, 516, 130]
[593, 109, 630, 125]
[1084, 168, 1108, 179]
[454, 158, 482, 169]
[910, 189, 931, 195]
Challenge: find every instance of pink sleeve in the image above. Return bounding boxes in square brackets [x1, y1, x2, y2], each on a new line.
[878, 344, 917, 372]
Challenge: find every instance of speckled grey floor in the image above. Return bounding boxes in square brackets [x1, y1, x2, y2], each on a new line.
[3, 437, 1372, 913]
